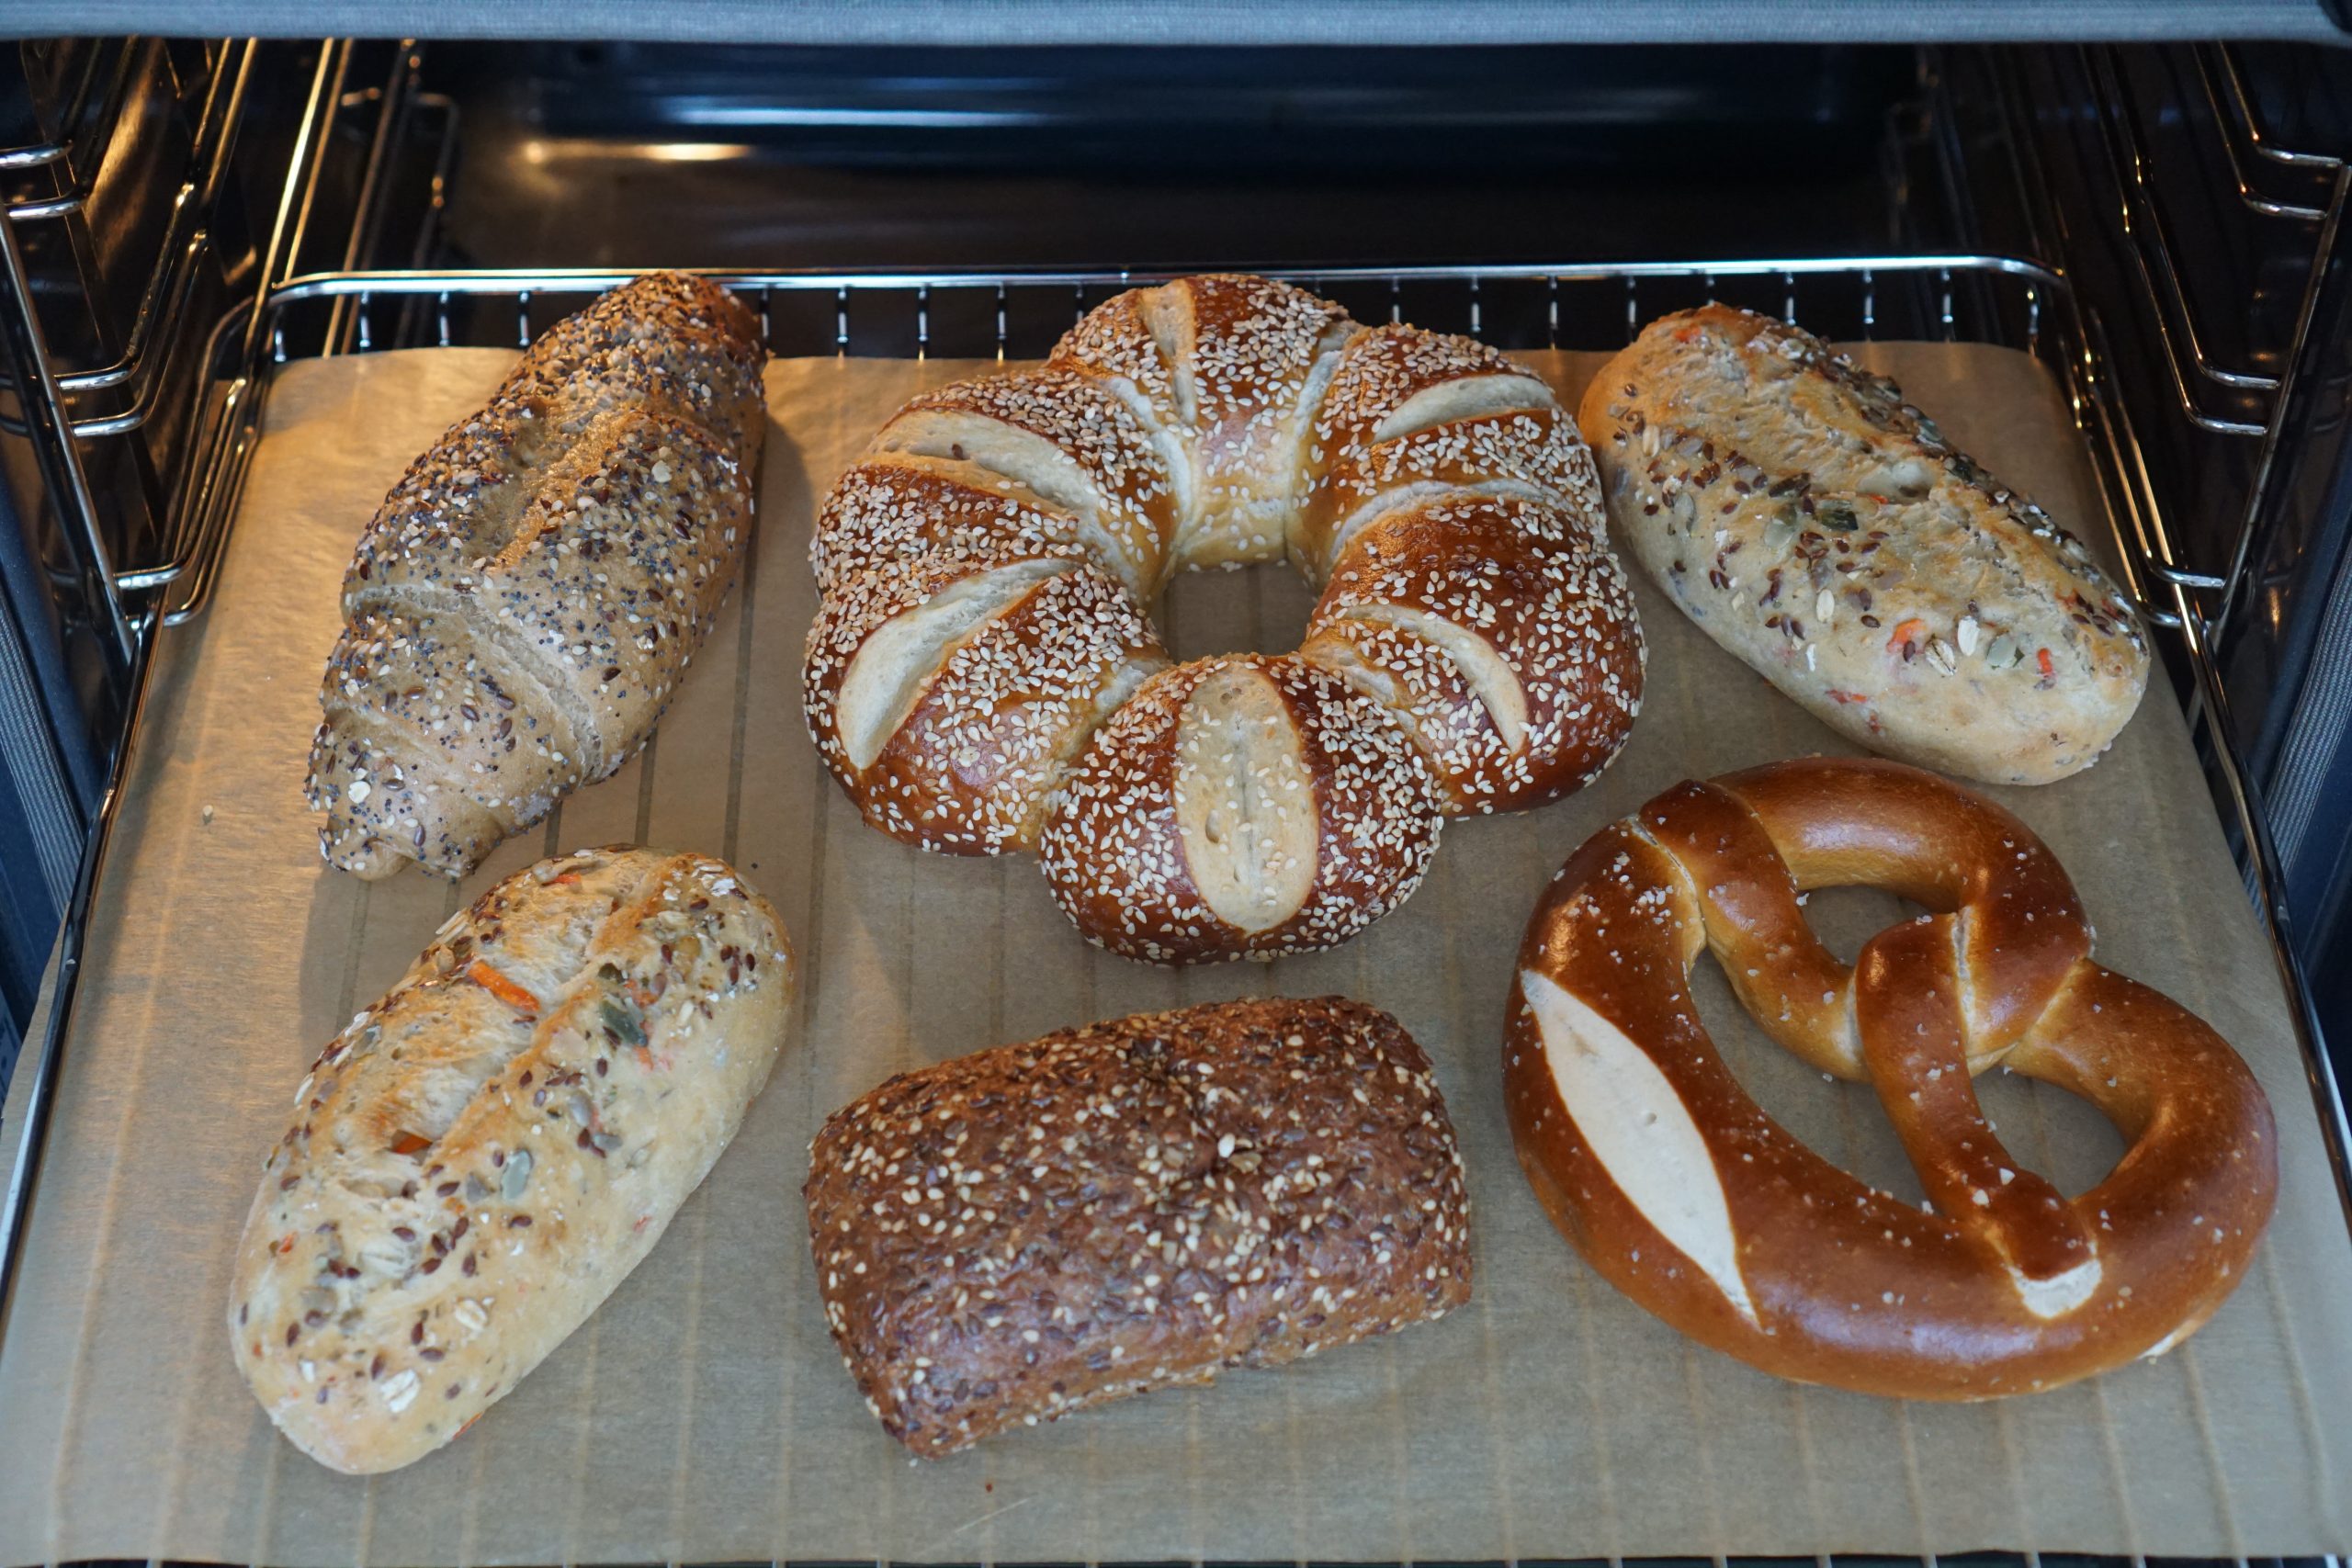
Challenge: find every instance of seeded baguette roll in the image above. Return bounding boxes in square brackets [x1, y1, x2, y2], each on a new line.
[229, 846, 794, 1474]
[808, 274, 1645, 961]
[308, 273, 767, 880]
[1577, 305, 2147, 784]
[806, 996, 1474, 1457]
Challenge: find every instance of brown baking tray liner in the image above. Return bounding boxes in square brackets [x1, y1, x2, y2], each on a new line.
[2, 343, 2346, 1565]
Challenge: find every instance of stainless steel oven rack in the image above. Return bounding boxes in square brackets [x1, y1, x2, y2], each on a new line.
[13, 247, 2349, 1298]
[1983, 42, 2348, 656]
[0, 39, 451, 660]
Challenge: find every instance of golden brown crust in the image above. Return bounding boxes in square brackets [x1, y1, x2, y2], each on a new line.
[874, 366, 1180, 595]
[229, 847, 795, 1473]
[1577, 304, 2148, 784]
[804, 551, 1167, 854]
[1293, 322, 1567, 574]
[806, 996, 1473, 1456]
[807, 275, 1641, 962]
[1504, 756, 2277, 1399]
[1136, 274, 1361, 568]
[307, 274, 768, 879]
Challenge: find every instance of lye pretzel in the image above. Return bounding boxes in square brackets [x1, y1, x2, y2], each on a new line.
[1505, 756, 2278, 1399]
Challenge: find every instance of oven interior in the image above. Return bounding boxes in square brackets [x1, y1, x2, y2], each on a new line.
[3, 34, 2350, 1485]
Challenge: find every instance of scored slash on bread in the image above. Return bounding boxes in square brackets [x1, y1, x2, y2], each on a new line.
[307, 274, 768, 881]
[229, 847, 795, 1473]
[1303, 494, 1645, 815]
[804, 996, 1474, 1457]
[1505, 759, 2275, 1399]
[1577, 304, 2148, 784]
[806, 274, 1646, 963]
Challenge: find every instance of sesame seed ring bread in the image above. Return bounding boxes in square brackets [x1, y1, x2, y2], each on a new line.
[806, 996, 1473, 1456]
[1505, 756, 2277, 1400]
[308, 273, 768, 881]
[1577, 305, 2148, 785]
[230, 846, 795, 1473]
[804, 274, 1645, 964]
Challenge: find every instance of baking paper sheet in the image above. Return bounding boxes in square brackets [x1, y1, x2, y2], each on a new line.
[2, 341, 2346, 1565]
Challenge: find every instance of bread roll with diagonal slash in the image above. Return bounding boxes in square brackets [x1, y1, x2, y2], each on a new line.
[228, 846, 794, 1474]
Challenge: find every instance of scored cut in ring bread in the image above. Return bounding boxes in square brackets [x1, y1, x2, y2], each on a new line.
[1505, 756, 2278, 1400]
[804, 274, 1646, 964]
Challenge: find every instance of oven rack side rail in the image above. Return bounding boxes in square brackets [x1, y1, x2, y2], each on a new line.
[6, 254, 2347, 1329]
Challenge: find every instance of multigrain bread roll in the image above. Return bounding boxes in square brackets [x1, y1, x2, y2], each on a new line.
[1577, 305, 2147, 784]
[308, 274, 767, 880]
[805, 996, 1474, 1456]
[229, 847, 793, 1474]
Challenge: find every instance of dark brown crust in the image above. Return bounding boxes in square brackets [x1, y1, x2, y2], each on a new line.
[808, 275, 1641, 960]
[1036, 656, 1442, 964]
[809, 458, 1084, 599]
[806, 996, 1473, 1456]
[879, 366, 1181, 586]
[803, 553, 1167, 854]
[1302, 493, 1645, 815]
[1293, 322, 1550, 570]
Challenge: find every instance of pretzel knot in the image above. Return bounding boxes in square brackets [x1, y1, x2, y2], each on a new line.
[1505, 756, 2278, 1399]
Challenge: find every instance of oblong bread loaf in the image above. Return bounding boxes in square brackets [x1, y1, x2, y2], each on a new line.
[1577, 305, 2147, 784]
[228, 846, 794, 1473]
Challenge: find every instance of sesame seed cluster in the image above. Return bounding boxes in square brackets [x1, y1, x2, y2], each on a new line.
[1038, 656, 1444, 962]
[305, 274, 769, 880]
[883, 364, 1180, 593]
[231, 847, 794, 1472]
[1577, 304, 2149, 785]
[805, 995, 1473, 1456]
[1303, 495, 1646, 814]
[808, 275, 1645, 963]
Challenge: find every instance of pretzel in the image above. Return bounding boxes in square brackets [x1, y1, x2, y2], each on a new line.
[1504, 755, 2278, 1399]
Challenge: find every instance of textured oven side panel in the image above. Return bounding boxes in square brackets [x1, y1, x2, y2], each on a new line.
[0, 344, 2346, 1567]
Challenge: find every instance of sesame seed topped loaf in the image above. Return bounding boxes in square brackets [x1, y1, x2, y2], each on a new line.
[1577, 305, 2148, 784]
[229, 847, 795, 1474]
[804, 996, 1474, 1457]
[805, 274, 1645, 964]
[308, 273, 767, 880]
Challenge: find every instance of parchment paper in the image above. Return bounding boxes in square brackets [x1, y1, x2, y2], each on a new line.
[2, 342, 2346, 1566]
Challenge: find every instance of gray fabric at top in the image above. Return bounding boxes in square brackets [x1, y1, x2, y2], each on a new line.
[5, 0, 2346, 44]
